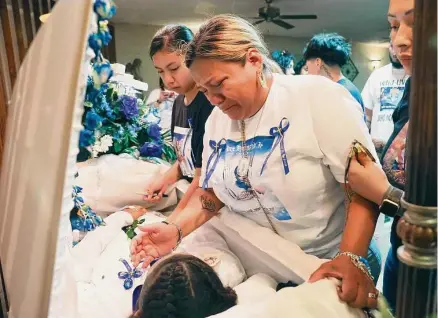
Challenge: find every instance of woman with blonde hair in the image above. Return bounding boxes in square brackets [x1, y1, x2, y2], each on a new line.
[131, 14, 380, 310]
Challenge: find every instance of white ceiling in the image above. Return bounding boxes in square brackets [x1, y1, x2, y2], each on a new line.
[112, 0, 391, 42]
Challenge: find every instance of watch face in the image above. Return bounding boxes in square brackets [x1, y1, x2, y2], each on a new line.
[381, 199, 399, 217]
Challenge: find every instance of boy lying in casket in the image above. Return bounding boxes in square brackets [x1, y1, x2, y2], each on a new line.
[72, 206, 368, 318]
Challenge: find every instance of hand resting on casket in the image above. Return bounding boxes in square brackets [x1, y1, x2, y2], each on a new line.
[209, 279, 366, 318]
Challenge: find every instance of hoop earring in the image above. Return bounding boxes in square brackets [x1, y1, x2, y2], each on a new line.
[258, 70, 267, 89]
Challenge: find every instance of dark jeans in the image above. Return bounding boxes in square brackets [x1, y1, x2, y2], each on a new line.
[367, 238, 382, 285]
[383, 247, 398, 313]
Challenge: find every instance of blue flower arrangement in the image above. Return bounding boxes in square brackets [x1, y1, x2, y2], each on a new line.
[72, 0, 176, 241]
[77, 0, 176, 163]
[71, 185, 104, 243]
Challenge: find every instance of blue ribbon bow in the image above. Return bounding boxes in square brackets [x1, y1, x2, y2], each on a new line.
[202, 138, 227, 189]
[118, 258, 143, 290]
[260, 118, 290, 176]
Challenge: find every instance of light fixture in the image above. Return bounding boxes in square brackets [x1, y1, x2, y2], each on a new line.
[370, 59, 382, 70]
[39, 13, 51, 23]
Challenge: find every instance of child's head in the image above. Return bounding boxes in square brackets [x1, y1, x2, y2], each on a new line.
[149, 25, 195, 95]
[133, 254, 237, 318]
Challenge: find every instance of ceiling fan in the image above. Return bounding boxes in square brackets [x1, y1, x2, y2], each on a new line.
[247, 0, 318, 30]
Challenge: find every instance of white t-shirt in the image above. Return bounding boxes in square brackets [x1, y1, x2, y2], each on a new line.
[200, 74, 376, 258]
[174, 125, 195, 178]
[362, 63, 408, 142]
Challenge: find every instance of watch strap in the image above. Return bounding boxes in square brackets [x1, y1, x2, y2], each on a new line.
[379, 185, 404, 217]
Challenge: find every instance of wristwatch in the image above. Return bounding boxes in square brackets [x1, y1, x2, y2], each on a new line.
[379, 185, 404, 217]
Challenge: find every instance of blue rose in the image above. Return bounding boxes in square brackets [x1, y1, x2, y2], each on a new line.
[94, 0, 117, 20]
[120, 95, 139, 120]
[85, 111, 103, 130]
[139, 142, 163, 158]
[79, 129, 95, 147]
[147, 124, 161, 141]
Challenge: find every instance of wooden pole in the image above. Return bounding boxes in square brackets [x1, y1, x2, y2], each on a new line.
[396, 0, 437, 317]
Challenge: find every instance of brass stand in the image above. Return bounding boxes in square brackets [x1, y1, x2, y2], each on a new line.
[396, 199, 437, 317]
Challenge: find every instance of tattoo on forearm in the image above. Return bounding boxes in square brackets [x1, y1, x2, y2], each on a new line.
[200, 195, 217, 213]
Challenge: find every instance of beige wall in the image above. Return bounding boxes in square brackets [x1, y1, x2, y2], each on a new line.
[114, 23, 390, 96]
[114, 23, 162, 92]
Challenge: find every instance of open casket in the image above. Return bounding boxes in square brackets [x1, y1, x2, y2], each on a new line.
[0, 1, 367, 318]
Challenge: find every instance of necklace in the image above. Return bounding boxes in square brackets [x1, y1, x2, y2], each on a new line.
[236, 106, 279, 234]
[236, 106, 265, 180]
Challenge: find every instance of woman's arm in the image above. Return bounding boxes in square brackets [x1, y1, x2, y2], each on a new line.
[131, 187, 224, 267]
[162, 161, 183, 184]
[168, 187, 224, 237]
[307, 78, 381, 308]
[340, 189, 379, 257]
[144, 161, 182, 201]
[172, 168, 202, 216]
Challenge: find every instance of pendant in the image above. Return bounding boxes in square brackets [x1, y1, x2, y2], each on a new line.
[237, 157, 250, 178]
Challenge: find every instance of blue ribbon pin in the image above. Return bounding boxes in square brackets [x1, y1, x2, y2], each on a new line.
[260, 118, 290, 176]
[202, 138, 227, 189]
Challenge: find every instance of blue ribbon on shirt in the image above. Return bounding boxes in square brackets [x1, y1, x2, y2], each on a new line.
[202, 138, 227, 189]
[260, 117, 290, 176]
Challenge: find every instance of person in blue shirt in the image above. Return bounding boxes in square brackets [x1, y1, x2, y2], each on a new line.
[302, 33, 365, 114]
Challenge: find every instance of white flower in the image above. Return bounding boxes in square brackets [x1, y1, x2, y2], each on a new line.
[99, 135, 113, 151]
[90, 135, 113, 157]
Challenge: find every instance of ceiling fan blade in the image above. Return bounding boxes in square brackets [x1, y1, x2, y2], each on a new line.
[272, 19, 295, 30]
[253, 19, 265, 25]
[279, 14, 318, 20]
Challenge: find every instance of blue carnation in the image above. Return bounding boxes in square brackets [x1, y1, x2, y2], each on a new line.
[92, 61, 113, 89]
[85, 111, 103, 130]
[79, 129, 95, 147]
[147, 124, 161, 141]
[120, 96, 139, 120]
[99, 29, 112, 46]
[88, 33, 102, 53]
[139, 142, 163, 158]
[94, 0, 117, 20]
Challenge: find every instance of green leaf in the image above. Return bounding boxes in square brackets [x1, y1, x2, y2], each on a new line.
[126, 229, 135, 240]
[114, 142, 122, 153]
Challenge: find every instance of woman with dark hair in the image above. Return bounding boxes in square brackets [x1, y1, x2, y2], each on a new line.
[131, 254, 237, 318]
[303, 33, 365, 112]
[143, 25, 214, 212]
[271, 50, 295, 75]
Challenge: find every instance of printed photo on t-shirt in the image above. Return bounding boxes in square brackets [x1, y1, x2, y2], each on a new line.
[206, 134, 291, 221]
[173, 125, 195, 178]
[380, 86, 405, 111]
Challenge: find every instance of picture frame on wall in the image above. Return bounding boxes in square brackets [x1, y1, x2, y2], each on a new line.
[342, 57, 359, 81]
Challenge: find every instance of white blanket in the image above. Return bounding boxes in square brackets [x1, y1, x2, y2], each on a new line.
[75, 154, 178, 216]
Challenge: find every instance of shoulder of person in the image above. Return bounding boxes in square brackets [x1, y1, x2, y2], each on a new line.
[273, 73, 339, 93]
[370, 63, 392, 79]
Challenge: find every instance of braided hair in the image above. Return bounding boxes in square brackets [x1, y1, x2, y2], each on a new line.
[135, 254, 237, 318]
